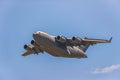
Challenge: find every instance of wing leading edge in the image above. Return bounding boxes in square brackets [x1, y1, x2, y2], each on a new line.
[82, 37, 112, 44]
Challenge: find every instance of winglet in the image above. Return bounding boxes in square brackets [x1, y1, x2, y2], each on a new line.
[108, 37, 112, 42]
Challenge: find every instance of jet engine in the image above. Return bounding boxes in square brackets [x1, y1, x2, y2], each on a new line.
[24, 44, 33, 51]
[31, 40, 35, 45]
[31, 40, 39, 47]
[72, 36, 82, 45]
[56, 35, 66, 43]
[31, 40, 44, 53]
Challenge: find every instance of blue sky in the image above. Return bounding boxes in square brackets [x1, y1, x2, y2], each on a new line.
[0, 0, 120, 80]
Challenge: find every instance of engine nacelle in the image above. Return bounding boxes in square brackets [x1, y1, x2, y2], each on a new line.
[56, 35, 66, 43]
[31, 40, 35, 45]
[24, 44, 33, 51]
[72, 36, 82, 45]
[31, 40, 44, 53]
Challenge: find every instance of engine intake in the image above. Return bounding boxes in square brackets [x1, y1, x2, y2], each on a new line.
[24, 44, 33, 51]
[24, 44, 28, 49]
[31, 40, 35, 45]
[56, 36, 61, 40]
[72, 36, 76, 41]
[56, 35, 66, 43]
[72, 36, 82, 45]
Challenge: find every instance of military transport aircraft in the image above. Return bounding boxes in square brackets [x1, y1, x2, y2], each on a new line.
[22, 31, 112, 58]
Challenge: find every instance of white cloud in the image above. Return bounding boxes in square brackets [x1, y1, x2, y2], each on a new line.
[92, 64, 120, 74]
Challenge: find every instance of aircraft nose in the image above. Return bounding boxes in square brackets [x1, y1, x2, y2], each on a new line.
[33, 31, 41, 40]
[33, 31, 40, 35]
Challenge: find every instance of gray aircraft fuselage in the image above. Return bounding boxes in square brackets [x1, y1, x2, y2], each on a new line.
[23, 31, 111, 58]
[33, 31, 87, 58]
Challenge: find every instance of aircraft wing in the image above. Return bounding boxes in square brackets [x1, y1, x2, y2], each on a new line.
[66, 37, 112, 46]
[82, 37, 112, 45]
[22, 51, 34, 56]
[65, 37, 112, 52]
